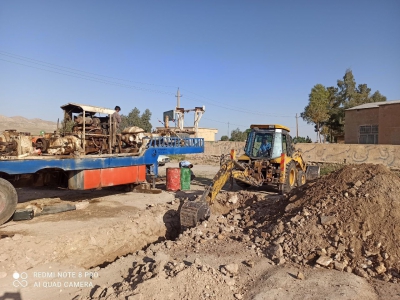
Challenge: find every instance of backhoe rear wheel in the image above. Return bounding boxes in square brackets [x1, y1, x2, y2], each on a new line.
[284, 162, 297, 193]
[0, 178, 18, 225]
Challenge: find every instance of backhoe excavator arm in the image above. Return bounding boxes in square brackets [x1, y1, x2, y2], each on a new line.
[202, 159, 236, 204]
[180, 159, 263, 229]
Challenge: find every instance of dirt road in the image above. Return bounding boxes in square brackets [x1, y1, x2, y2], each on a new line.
[0, 162, 399, 300]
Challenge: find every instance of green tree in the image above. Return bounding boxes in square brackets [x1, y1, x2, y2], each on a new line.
[230, 128, 247, 141]
[337, 69, 357, 108]
[140, 109, 152, 132]
[325, 86, 342, 142]
[370, 90, 387, 103]
[60, 119, 75, 135]
[309, 69, 387, 143]
[301, 84, 330, 143]
[120, 107, 152, 132]
[293, 136, 312, 143]
[220, 135, 229, 141]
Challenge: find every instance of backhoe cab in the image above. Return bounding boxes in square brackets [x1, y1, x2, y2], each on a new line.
[179, 124, 320, 229]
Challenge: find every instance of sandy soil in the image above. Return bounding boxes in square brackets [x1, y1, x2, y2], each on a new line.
[0, 162, 399, 300]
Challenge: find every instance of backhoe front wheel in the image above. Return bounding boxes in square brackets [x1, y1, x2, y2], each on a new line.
[284, 162, 297, 193]
[297, 170, 306, 187]
[0, 178, 18, 225]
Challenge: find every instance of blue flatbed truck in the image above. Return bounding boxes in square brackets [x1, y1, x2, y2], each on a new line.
[0, 103, 204, 225]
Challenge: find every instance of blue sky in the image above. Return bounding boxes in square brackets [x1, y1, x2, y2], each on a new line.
[1, 1, 399, 140]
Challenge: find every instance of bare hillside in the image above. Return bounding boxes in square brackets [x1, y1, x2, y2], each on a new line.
[0, 115, 57, 135]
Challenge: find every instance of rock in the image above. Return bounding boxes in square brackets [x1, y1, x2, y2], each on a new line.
[344, 192, 349, 198]
[224, 264, 239, 275]
[375, 264, 387, 274]
[290, 215, 302, 223]
[276, 257, 286, 265]
[275, 236, 285, 244]
[345, 266, 352, 273]
[0, 272, 7, 279]
[142, 271, 153, 280]
[316, 255, 332, 267]
[354, 267, 369, 278]
[165, 241, 173, 249]
[234, 293, 243, 299]
[267, 244, 283, 259]
[320, 215, 337, 225]
[254, 237, 263, 244]
[334, 262, 345, 271]
[354, 180, 362, 187]
[246, 221, 254, 227]
[242, 235, 251, 242]
[217, 234, 225, 240]
[228, 195, 238, 204]
[224, 276, 236, 286]
[233, 214, 242, 220]
[296, 271, 305, 280]
[348, 188, 357, 197]
[75, 201, 89, 210]
[194, 258, 202, 265]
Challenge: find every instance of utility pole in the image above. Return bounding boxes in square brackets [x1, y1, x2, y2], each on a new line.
[175, 88, 182, 108]
[295, 113, 299, 138]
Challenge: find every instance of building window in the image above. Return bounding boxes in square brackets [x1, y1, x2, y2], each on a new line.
[359, 125, 378, 144]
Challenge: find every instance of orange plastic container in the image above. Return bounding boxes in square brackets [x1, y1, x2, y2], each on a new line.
[166, 168, 181, 191]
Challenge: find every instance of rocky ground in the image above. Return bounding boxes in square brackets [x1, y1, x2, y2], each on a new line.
[1, 162, 400, 300]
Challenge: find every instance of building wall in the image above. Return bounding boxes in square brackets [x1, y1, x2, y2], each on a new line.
[344, 107, 379, 144]
[199, 142, 400, 169]
[192, 128, 218, 142]
[155, 127, 218, 142]
[378, 103, 400, 145]
[294, 143, 400, 169]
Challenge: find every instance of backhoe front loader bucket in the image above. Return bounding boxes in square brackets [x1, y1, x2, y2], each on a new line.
[306, 165, 320, 180]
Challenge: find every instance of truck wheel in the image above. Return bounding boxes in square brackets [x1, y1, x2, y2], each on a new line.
[284, 162, 296, 193]
[297, 170, 306, 186]
[0, 178, 18, 225]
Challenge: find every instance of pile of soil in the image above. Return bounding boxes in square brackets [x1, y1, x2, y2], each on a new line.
[277, 163, 400, 281]
[229, 163, 400, 281]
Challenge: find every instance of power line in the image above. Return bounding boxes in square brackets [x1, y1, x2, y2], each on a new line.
[0, 51, 177, 89]
[0, 51, 296, 118]
[180, 87, 294, 118]
[202, 117, 248, 128]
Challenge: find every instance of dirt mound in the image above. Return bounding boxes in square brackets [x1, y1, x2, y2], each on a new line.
[246, 163, 400, 282]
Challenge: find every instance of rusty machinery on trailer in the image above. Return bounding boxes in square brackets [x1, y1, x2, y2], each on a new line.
[0, 103, 161, 157]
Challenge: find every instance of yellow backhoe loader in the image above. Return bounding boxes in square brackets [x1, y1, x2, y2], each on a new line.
[180, 124, 320, 229]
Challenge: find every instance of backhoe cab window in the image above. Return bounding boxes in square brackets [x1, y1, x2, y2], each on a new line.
[252, 133, 273, 157]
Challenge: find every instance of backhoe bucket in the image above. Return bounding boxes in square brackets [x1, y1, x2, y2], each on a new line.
[306, 165, 320, 180]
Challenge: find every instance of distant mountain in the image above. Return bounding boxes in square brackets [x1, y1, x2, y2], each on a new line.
[0, 115, 57, 135]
